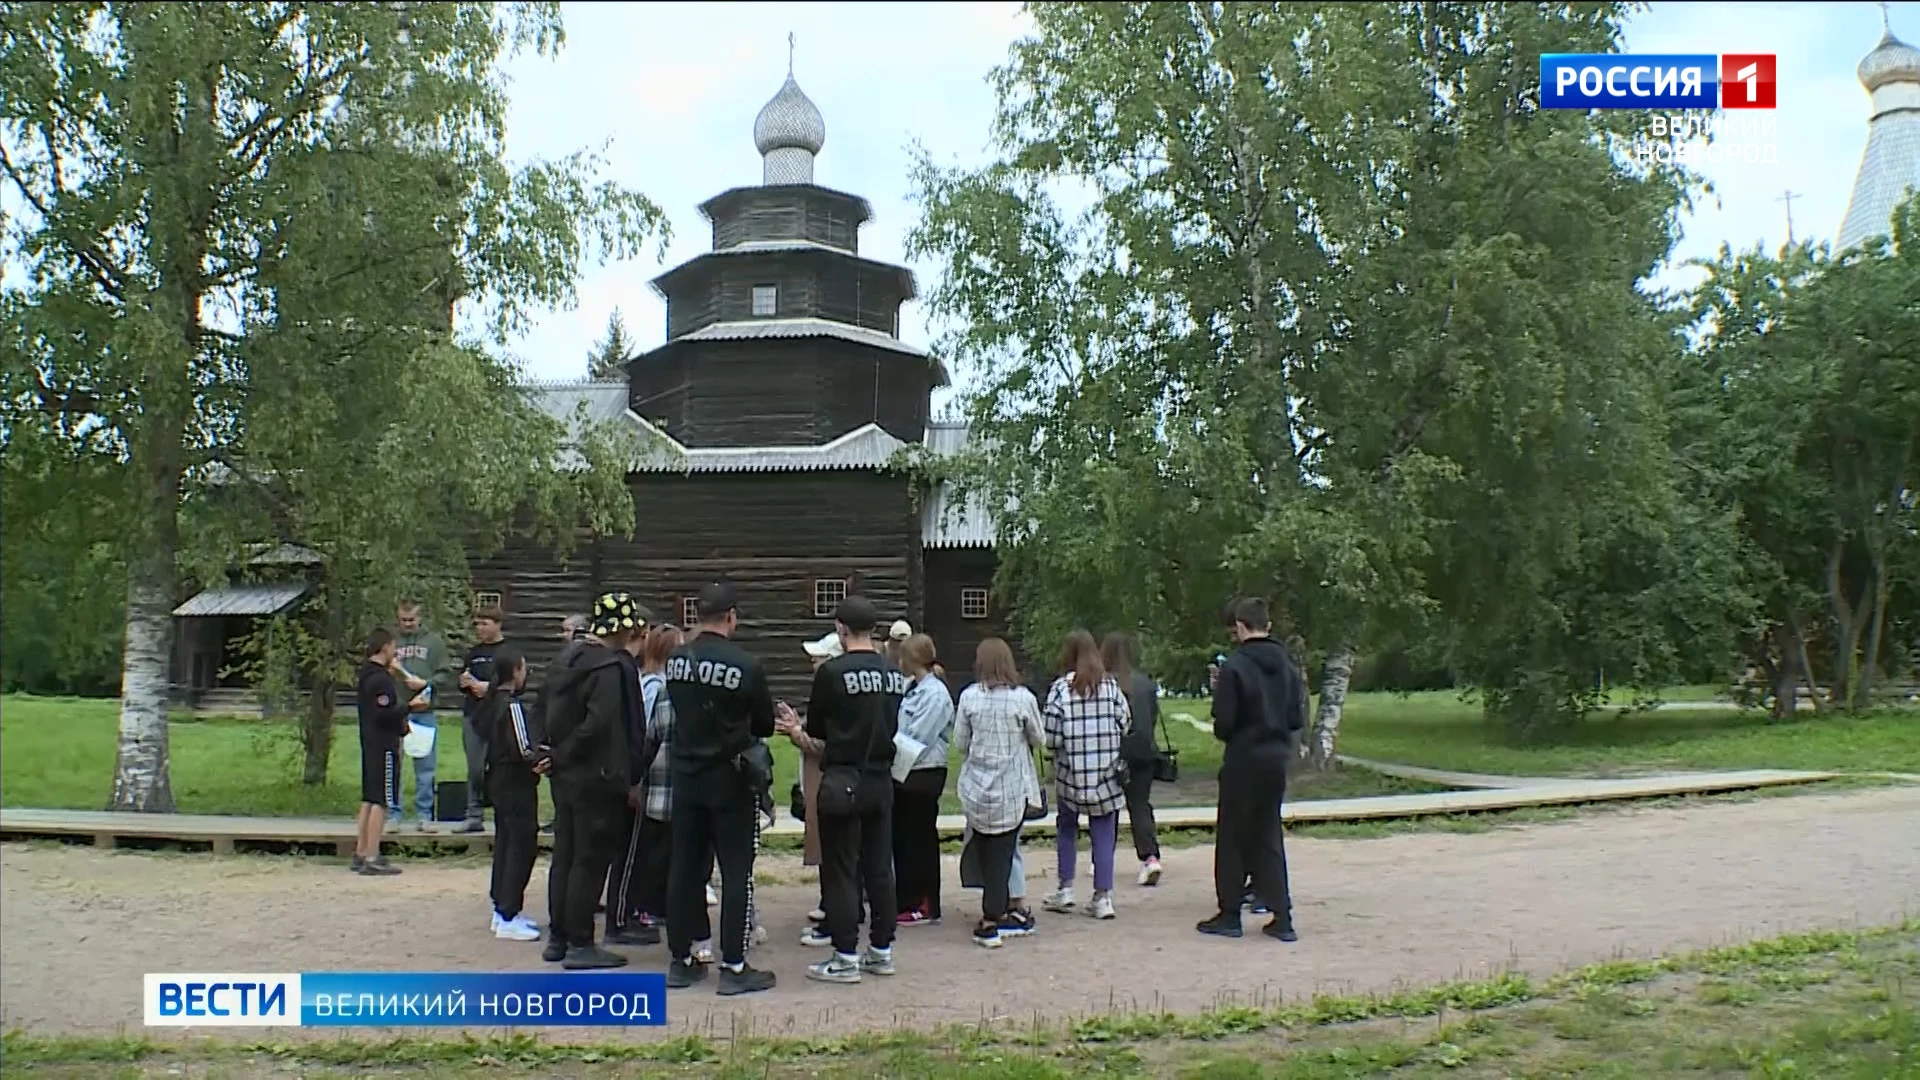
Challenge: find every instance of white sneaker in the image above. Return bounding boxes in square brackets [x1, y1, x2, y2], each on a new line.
[510, 915, 541, 935]
[807, 907, 826, 923]
[858, 946, 895, 976]
[799, 926, 833, 948]
[383, 817, 400, 834]
[493, 915, 540, 941]
[705, 884, 719, 907]
[1138, 858, 1162, 886]
[1043, 887, 1076, 913]
[416, 820, 438, 834]
[1090, 892, 1116, 920]
[806, 953, 861, 984]
[692, 939, 715, 964]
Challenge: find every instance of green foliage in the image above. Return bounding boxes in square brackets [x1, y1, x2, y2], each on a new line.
[0, 2, 666, 803]
[908, 3, 1732, 729]
[1683, 194, 1920, 714]
[587, 307, 634, 381]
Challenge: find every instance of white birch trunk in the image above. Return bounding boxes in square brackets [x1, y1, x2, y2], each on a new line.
[110, 549, 176, 812]
[1308, 644, 1357, 770]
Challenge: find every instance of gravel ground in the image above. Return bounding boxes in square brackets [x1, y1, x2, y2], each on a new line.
[3, 786, 1916, 1041]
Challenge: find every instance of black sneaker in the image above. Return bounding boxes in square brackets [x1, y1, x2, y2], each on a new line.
[1196, 913, 1244, 938]
[562, 944, 628, 970]
[541, 935, 568, 963]
[348, 855, 365, 873]
[1263, 920, 1299, 943]
[666, 957, 708, 989]
[606, 925, 660, 947]
[538, 822, 554, 835]
[717, 964, 776, 996]
[456, 819, 485, 834]
[359, 857, 401, 876]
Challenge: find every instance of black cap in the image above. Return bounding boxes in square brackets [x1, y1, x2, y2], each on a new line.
[695, 581, 737, 619]
[833, 594, 878, 631]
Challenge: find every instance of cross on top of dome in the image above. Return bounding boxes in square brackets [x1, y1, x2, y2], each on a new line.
[753, 34, 825, 185]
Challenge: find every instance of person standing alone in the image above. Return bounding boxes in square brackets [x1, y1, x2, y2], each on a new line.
[456, 607, 508, 834]
[390, 601, 453, 832]
[1198, 597, 1303, 942]
[543, 593, 649, 969]
[663, 583, 777, 995]
[785, 594, 905, 984]
[354, 629, 410, 876]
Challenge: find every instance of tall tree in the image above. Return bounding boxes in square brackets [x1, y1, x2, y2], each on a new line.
[910, 2, 1719, 749]
[0, 2, 666, 810]
[588, 307, 633, 380]
[1684, 196, 1920, 715]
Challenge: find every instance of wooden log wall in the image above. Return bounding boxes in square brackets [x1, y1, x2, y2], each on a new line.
[922, 547, 1025, 689]
[661, 251, 910, 341]
[631, 340, 932, 449]
[708, 187, 867, 253]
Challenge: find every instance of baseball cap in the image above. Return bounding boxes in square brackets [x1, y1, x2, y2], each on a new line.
[802, 632, 844, 660]
[834, 594, 879, 632]
[695, 581, 737, 619]
[888, 619, 913, 641]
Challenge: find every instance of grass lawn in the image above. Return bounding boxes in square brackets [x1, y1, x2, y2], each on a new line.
[1164, 692, 1919, 778]
[0, 694, 1437, 819]
[4, 922, 1914, 1077]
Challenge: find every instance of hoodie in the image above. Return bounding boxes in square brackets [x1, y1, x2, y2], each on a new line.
[1117, 669, 1161, 762]
[1210, 636, 1307, 760]
[544, 641, 634, 797]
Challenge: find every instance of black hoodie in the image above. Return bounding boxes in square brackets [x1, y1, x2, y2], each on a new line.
[545, 641, 635, 797]
[1210, 636, 1307, 760]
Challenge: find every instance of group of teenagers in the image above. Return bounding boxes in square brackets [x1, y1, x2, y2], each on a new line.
[352, 585, 1305, 997]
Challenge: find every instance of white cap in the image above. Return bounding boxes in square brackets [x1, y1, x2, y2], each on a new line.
[888, 620, 913, 641]
[802, 632, 843, 659]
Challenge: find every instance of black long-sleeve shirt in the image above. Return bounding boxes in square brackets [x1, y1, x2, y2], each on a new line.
[663, 631, 775, 775]
[356, 660, 409, 751]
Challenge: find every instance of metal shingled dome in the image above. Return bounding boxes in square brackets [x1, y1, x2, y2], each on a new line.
[753, 75, 826, 156]
[1859, 28, 1920, 92]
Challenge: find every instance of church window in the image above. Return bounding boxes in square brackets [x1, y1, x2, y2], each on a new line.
[960, 587, 989, 620]
[681, 596, 699, 629]
[752, 285, 778, 317]
[812, 577, 848, 618]
[473, 590, 503, 611]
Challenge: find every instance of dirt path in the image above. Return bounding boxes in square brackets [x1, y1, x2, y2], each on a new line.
[4, 786, 1917, 1041]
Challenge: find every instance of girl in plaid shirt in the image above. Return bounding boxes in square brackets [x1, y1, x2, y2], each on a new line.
[1041, 630, 1132, 921]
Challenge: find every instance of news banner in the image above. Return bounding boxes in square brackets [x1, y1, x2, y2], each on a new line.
[144, 973, 667, 1027]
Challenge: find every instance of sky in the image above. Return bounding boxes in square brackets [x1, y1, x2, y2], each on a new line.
[489, 1, 1917, 394]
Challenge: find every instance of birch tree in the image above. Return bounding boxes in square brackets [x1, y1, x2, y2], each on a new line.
[910, 1, 1716, 747]
[0, 2, 665, 810]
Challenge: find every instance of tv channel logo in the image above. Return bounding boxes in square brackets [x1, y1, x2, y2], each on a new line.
[1540, 54, 1775, 110]
[144, 974, 301, 1027]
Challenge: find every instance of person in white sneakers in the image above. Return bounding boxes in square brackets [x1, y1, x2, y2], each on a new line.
[1103, 632, 1165, 887]
[479, 648, 546, 941]
[1041, 631, 1131, 921]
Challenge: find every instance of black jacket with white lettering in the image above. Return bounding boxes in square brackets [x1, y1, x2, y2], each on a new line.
[805, 651, 907, 774]
[664, 631, 775, 775]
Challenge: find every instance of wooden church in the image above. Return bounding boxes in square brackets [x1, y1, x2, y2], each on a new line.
[471, 69, 1012, 702]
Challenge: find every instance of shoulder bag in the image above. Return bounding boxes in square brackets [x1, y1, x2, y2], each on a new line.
[1023, 748, 1049, 821]
[1152, 706, 1179, 783]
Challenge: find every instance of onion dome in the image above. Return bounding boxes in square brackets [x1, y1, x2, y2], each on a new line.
[753, 75, 826, 185]
[1859, 27, 1920, 94]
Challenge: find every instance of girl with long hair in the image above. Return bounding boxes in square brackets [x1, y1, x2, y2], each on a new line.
[478, 647, 545, 941]
[1103, 631, 1164, 886]
[1041, 630, 1131, 920]
[954, 637, 1045, 947]
[893, 632, 955, 925]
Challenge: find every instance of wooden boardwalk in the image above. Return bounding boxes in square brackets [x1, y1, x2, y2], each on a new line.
[0, 769, 1837, 855]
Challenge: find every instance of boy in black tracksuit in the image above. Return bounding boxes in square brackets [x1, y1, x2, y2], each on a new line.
[542, 592, 649, 970]
[354, 629, 409, 875]
[1199, 596, 1305, 942]
[481, 648, 546, 940]
[791, 594, 905, 984]
[663, 582, 777, 996]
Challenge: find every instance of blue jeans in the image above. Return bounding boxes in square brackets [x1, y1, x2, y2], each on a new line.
[389, 716, 437, 821]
